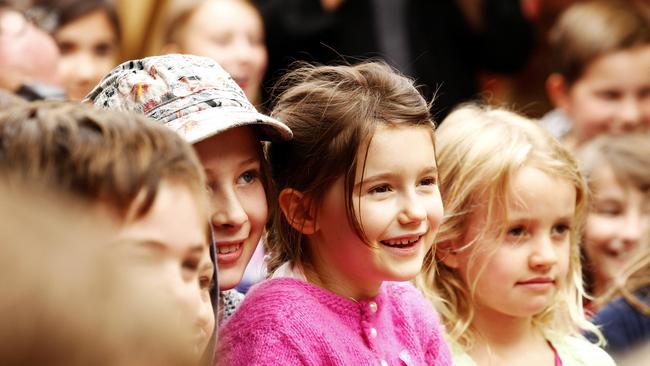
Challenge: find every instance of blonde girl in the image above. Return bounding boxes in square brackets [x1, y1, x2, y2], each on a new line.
[216, 61, 452, 365]
[418, 104, 614, 365]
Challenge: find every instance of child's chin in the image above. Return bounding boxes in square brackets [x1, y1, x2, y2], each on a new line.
[218, 272, 245, 292]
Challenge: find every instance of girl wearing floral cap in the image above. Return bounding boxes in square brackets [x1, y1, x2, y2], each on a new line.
[86, 54, 292, 354]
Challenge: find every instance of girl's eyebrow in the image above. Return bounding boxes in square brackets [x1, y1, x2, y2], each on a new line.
[357, 165, 439, 186]
[238, 157, 261, 168]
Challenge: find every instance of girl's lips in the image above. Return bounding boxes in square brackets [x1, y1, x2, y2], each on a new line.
[215, 241, 244, 265]
[516, 277, 555, 290]
[379, 235, 424, 256]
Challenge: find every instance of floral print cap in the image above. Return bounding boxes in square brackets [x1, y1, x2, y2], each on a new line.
[85, 54, 292, 144]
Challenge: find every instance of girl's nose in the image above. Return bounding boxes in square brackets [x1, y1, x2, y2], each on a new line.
[397, 192, 427, 225]
[619, 209, 642, 247]
[617, 98, 643, 132]
[210, 189, 247, 230]
[529, 236, 558, 270]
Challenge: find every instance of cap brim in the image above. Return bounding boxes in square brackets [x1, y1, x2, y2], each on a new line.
[166, 107, 293, 144]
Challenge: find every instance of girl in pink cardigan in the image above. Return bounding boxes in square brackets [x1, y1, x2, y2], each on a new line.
[216, 61, 452, 365]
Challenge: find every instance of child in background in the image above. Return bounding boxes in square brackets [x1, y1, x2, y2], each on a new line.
[86, 54, 292, 324]
[576, 133, 650, 306]
[163, 0, 272, 293]
[0, 101, 213, 363]
[162, 0, 267, 108]
[418, 105, 614, 365]
[542, 0, 650, 150]
[31, 0, 120, 101]
[217, 62, 452, 365]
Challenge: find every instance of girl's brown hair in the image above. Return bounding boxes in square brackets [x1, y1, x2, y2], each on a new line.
[549, 0, 650, 85]
[266, 61, 434, 274]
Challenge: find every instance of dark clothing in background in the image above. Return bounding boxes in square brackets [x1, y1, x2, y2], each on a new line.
[591, 286, 650, 354]
[257, 0, 534, 120]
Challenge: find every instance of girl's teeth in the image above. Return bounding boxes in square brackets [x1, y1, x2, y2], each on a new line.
[382, 237, 419, 246]
[217, 243, 241, 254]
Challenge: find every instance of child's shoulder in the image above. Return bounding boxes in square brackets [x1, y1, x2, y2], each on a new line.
[551, 335, 616, 366]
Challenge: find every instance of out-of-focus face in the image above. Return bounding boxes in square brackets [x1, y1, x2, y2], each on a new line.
[563, 46, 650, 146]
[54, 9, 119, 100]
[177, 0, 267, 104]
[193, 126, 268, 291]
[196, 249, 215, 354]
[584, 163, 650, 297]
[112, 181, 209, 358]
[0, 8, 60, 89]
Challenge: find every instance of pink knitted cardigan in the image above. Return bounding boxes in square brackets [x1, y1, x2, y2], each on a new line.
[216, 278, 452, 365]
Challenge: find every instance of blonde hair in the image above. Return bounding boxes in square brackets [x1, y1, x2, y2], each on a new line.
[599, 247, 650, 315]
[417, 104, 597, 347]
[266, 61, 434, 274]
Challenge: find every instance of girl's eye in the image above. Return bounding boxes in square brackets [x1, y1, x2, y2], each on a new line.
[94, 42, 115, 57]
[57, 41, 76, 55]
[419, 176, 437, 186]
[369, 184, 390, 194]
[507, 225, 526, 237]
[552, 223, 570, 237]
[595, 203, 622, 216]
[237, 170, 259, 185]
[596, 90, 621, 100]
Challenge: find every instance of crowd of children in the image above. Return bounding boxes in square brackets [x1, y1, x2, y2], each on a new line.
[1, 0, 649, 365]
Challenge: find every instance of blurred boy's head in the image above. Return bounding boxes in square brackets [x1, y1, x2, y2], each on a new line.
[546, 0, 650, 147]
[0, 183, 198, 366]
[0, 101, 215, 362]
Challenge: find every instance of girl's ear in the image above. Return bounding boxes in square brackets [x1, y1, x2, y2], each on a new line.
[436, 240, 460, 268]
[546, 73, 571, 110]
[278, 188, 318, 235]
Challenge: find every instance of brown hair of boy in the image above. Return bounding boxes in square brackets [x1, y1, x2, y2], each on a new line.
[0, 101, 207, 222]
[548, 0, 650, 85]
[265, 61, 434, 274]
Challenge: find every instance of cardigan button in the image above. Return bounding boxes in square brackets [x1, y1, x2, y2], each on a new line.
[369, 327, 377, 338]
[368, 301, 377, 313]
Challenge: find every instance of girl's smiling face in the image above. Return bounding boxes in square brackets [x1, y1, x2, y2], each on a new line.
[584, 163, 650, 297]
[308, 125, 443, 299]
[193, 126, 268, 291]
